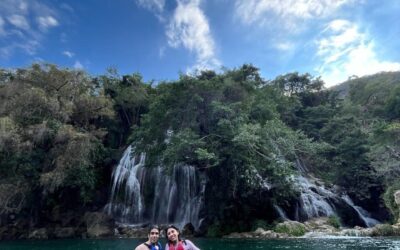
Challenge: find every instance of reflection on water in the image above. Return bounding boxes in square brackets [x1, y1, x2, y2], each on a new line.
[1, 238, 400, 250]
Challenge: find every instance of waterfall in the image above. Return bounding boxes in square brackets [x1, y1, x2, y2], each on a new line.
[295, 176, 336, 219]
[274, 205, 289, 220]
[341, 195, 380, 227]
[105, 146, 205, 229]
[290, 160, 380, 227]
[105, 146, 145, 223]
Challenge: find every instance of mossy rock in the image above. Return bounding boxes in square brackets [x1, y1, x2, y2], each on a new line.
[274, 221, 308, 237]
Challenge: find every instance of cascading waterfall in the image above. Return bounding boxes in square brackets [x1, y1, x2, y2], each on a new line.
[105, 146, 205, 229]
[341, 195, 380, 227]
[290, 159, 380, 227]
[105, 146, 145, 223]
[295, 176, 336, 219]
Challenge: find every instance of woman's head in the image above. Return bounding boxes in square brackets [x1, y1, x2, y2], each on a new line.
[165, 225, 181, 243]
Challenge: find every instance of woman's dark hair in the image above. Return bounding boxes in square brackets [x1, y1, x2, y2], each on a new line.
[165, 224, 181, 242]
[148, 225, 160, 234]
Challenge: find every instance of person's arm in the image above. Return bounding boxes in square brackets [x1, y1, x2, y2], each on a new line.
[184, 240, 200, 250]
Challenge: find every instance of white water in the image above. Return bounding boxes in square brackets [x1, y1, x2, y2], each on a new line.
[342, 194, 380, 227]
[274, 205, 289, 220]
[295, 176, 336, 219]
[292, 160, 380, 227]
[105, 146, 145, 223]
[105, 146, 205, 229]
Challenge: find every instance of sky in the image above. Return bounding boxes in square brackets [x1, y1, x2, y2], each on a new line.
[1, 0, 400, 87]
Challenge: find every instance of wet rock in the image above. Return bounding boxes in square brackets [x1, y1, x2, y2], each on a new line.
[394, 190, 400, 205]
[303, 217, 338, 234]
[182, 223, 195, 237]
[54, 227, 76, 238]
[83, 212, 115, 238]
[394, 190, 400, 224]
[118, 226, 148, 238]
[370, 223, 400, 236]
[224, 228, 280, 239]
[28, 228, 48, 239]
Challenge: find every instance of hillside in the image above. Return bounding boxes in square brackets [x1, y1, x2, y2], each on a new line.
[0, 64, 399, 239]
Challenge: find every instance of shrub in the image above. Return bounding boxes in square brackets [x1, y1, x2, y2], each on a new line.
[327, 215, 341, 229]
[274, 221, 307, 236]
[383, 182, 400, 223]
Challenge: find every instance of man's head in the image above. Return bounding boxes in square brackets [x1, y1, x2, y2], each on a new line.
[148, 225, 160, 244]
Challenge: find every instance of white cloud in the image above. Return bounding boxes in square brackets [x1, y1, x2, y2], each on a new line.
[136, 0, 165, 13]
[0, 40, 39, 58]
[234, 0, 358, 30]
[62, 50, 74, 58]
[0, 0, 60, 58]
[316, 19, 400, 87]
[74, 60, 84, 69]
[7, 14, 30, 30]
[37, 16, 58, 31]
[167, 0, 220, 72]
[60, 3, 74, 12]
[275, 41, 294, 51]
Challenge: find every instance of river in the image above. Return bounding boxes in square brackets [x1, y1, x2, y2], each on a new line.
[1, 237, 400, 250]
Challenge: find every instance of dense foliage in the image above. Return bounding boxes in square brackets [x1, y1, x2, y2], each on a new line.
[0, 64, 150, 219]
[0, 64, 399, 234]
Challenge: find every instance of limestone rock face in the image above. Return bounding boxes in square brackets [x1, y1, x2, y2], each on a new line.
[54, 227, 75, 238]
[84, 212, 115, 238]
[182, 223, 195, 237]
[28, 228, 48, 239]
[395, 190, 400, 224]
[117, 226, 147, 238]
[394, 190, 400, 206]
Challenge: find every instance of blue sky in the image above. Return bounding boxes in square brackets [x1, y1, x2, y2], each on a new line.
[1, 0, 399, 87]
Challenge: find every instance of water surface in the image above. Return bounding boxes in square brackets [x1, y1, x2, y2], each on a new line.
[1, 237, 400, 250]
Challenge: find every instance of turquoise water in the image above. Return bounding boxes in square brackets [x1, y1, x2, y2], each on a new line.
[1, 238, 400, 250]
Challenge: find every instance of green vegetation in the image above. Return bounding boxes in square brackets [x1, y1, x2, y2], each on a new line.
[0, 63, 399, 234]
[274, 221, 308, 236]
[327, 215, 341, 229]
[0, 64, 150, 216]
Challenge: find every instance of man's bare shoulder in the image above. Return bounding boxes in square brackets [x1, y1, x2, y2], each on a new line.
[134, 243, 147, 250]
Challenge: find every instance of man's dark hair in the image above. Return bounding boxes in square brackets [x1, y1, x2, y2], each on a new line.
[148, 225, 160, 234]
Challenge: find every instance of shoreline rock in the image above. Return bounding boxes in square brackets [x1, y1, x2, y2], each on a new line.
[223, 217, 400, 239]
